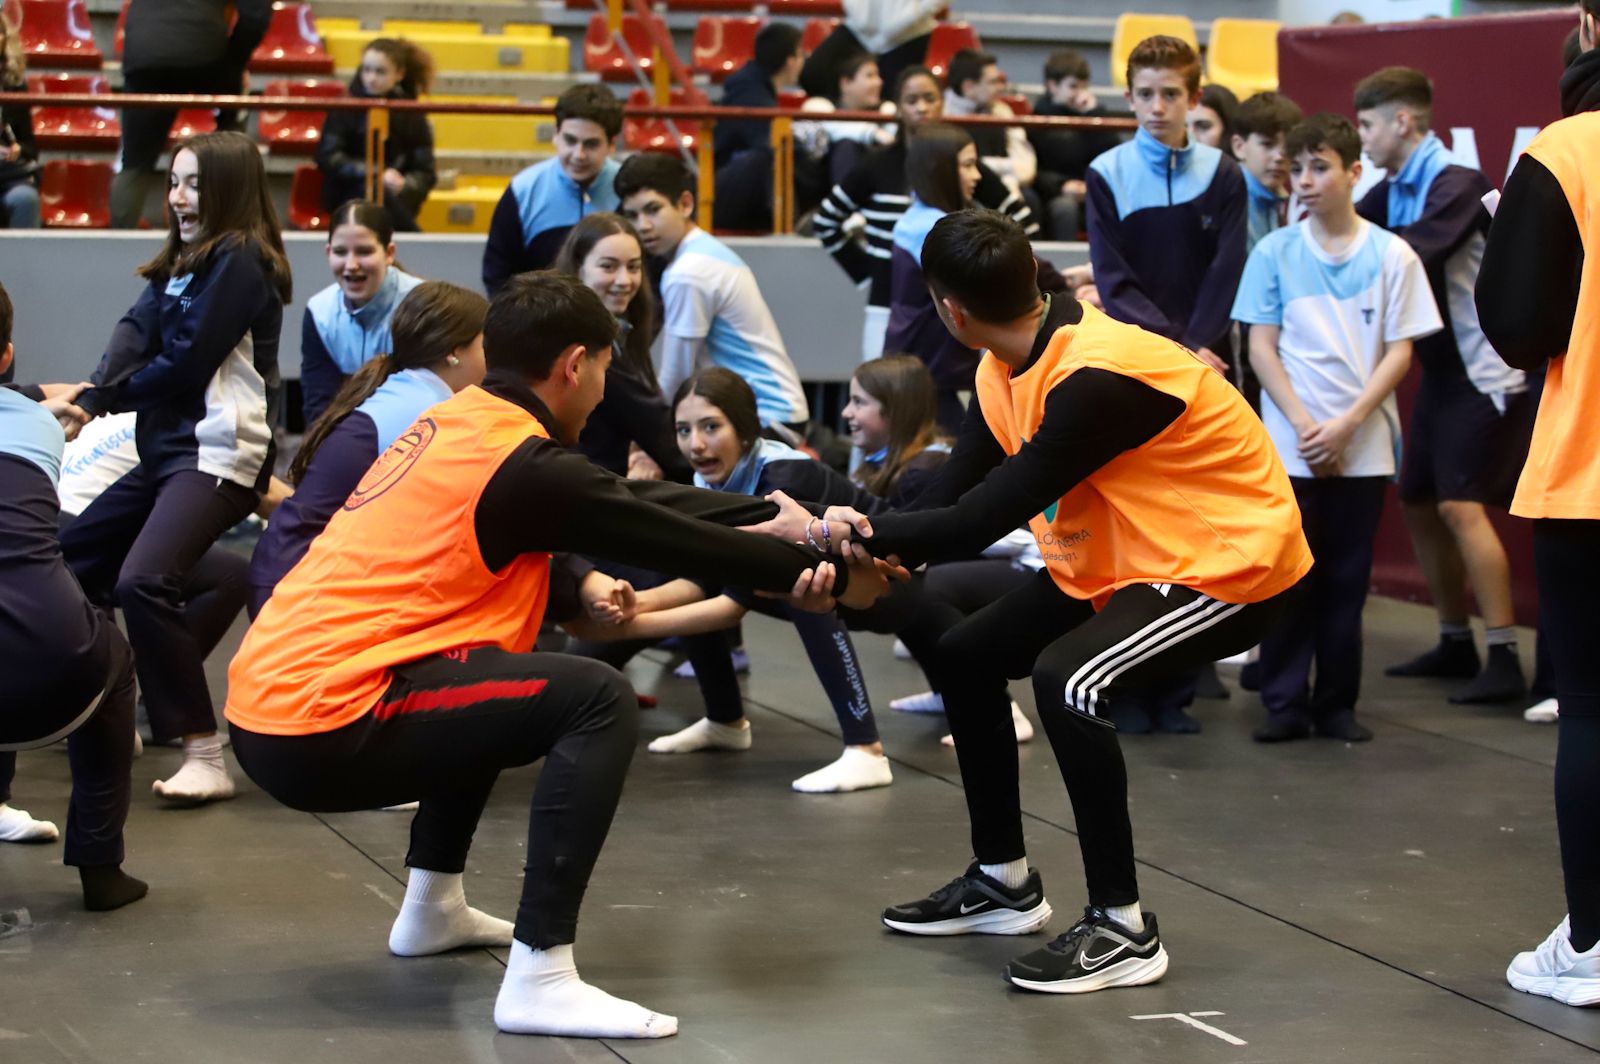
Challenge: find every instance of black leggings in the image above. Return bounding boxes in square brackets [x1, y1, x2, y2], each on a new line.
[62, 467, 261, 742]
[938, 570, 1286, 907]
[744, 597, 877, 745]
[1534, 519, 1600, 951]
[232, 646, 639, 949]
[0, 626, 136, 868]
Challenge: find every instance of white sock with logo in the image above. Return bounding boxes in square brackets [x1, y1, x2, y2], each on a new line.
[980, 859, 1029, 890]
[1107, 902, 1145, 934]
[494, 941, 678, 1038]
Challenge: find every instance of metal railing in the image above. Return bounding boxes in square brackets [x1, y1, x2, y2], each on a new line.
[0, 90, 1138, 234]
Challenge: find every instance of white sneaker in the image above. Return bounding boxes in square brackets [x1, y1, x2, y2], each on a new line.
[891, 690, 945, 714]
[942, 703, 1033, 747]
[892, 639, 913, 660]
[1507, 916, 1600, 1006]
[1525, 698, 1560, 724]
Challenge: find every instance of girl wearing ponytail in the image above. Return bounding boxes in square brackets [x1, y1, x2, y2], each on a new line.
[248, 280, 487, 615]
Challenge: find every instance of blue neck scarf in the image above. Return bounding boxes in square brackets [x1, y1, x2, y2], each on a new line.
[695, 436, 809, 496]
[1386, 132, 1453, 229]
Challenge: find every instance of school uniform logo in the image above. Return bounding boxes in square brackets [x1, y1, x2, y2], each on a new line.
[345, 418, 437, 510]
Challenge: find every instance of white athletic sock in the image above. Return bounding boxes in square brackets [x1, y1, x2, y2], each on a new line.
[0, 802, 60, 843]
[1107, 902, 1145, 934]
[388, 868, 514, 956]
[1486, 626, 1518, 649]
[151, 735, 234, 803]
[494, 941, 678, 1038]
[646, 718, 751, 754]
[1441, 622, 1473, 640]
[791, 747, 893, 793]
[980, 859, 1029, 890]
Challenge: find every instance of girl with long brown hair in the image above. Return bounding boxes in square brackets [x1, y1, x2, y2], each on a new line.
[846, 353, 945, 506]
[249, 281, 488, 616]
[58, 130, 291, 805]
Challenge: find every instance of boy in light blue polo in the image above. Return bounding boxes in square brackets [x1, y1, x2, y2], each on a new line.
[615, 153, 809, 430]
[1234, 113, 1441, 744]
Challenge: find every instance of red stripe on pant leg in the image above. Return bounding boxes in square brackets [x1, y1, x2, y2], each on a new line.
[373, 678, 549, 720]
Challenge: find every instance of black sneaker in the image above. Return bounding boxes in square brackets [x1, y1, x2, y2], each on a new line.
[1004, 906, 1169, 994]
[1385, 637, 1480, 679]
[882, 862, 1053, 936]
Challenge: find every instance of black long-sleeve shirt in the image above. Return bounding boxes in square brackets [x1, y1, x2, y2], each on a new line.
[1476, 155, 1583, 371]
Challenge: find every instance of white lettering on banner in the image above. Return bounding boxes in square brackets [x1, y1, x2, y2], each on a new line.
[1448, 127, 1481, 171]
[1507, 126, 1542, 178]
[1130, 1011, 1248, 1046]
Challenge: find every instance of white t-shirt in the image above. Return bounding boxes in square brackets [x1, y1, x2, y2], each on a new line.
[57, 412, 139, 517]
[659, 227, 809, 426]
[1232, 219, 1442, 478]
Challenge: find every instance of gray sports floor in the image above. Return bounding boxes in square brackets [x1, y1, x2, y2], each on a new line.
[3, 595, 1593, 1063]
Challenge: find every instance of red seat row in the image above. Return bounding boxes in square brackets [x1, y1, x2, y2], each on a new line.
[18, 0, 331, 74]
[37, 159, 329, 230]
[568, 0, 842, 12]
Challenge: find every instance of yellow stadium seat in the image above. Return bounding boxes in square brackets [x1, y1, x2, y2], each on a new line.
[450, 173, 512, 192]
[323, 28, 568, 74]
[426, 95, 552, 153]
[1206, 18, 1280, 97]
[415, 186, 503, 234]
[314, 16, 362, 35]
[1110, 13, 1200, 88]
[381, 19, 550, 40]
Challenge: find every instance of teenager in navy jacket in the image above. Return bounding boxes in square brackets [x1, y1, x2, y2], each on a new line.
[60, 132, 292, 805]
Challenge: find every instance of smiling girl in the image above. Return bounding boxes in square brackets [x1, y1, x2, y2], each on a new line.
[60, 131, 291, 805]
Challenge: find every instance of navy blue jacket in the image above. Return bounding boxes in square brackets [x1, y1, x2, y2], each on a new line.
[482, 156, 621, 296]
[1086, 129, 1246, 352]
[577, 341, 693, 482]
[713, 62, 778, 166]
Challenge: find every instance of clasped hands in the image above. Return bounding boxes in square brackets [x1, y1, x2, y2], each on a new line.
[742, 490, 909, 612]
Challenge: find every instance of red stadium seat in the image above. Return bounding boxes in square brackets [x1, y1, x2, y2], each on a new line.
[258, 79, 345, 154]
[287, 164, 327, 230]
[583, 13, 669, 83]
[169, 108, 218, 145]
[924, 22, 980, 83]
[997, 92, 1032, 116]
[692, 16, 762, 82]
[25, 72, 120, 150]
[660, 0, 756, 9]
[113, 0, 126, 57]
[17, 0, 103, 69]
[39, 159, 111, 227]
[249, 2, 334, 75]
[768, 0, 843, 14]
[801, 17, 839, 54]
[777, 89, 807, 109]
[622, 86, 707, 154]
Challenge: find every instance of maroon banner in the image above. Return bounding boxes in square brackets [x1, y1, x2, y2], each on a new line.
[1276, 12, 1575, 625]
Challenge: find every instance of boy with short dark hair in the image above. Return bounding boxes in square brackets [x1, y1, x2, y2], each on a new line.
[1353, 66, 1536, 703]
[943, 48, 1036, 198]
[1030, 49, 1123, 239]
[482, 84, 625, 295]
[714, 22, 816, 230]
[1232, 91, 1305, 251]
[615, 153, 809, 430]
[1234, 114, 1441, 743]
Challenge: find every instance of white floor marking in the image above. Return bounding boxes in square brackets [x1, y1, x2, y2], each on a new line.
[1131, 1011, 1248, 1046]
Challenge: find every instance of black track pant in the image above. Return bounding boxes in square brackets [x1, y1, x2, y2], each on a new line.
[232, 646, 639, 948]
[0, 627, 136, 868]
[939, 570, 1287, 907]
[1534, 519, 1600, 951]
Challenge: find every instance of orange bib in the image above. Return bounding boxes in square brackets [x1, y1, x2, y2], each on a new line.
[975, 303, 1311, 608]
[226, 387, 553, 735]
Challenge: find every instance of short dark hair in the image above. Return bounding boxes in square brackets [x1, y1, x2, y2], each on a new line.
[555, 83, 624, 139]
[1044, 49, 1090, 86]
[614, 151, 695, 207]
[754, 23, 803, 75]
[0, 280, 13, 351]
[1127, 35, 1201, 94]
[920, 209, 1040, 325]
[484, 271, 618, 382]
[836, 49, 876, 84]
[1353, 67, 1432, 128]
[1233, 92, 1304, 141]
[947, 48, 996, 95]
[1287, 112, 1361, 168]
[672, 367, 763, 454]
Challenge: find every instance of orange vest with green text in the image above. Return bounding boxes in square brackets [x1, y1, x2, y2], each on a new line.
[974, 302, 1312, 608]
[225, 386, 553, 736]
[1511, 111, 1600, 519]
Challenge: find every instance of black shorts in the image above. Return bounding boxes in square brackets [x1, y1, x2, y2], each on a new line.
[1397, 372, 1537, 507]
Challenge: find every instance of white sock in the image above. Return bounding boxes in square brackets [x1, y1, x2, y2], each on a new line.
[1107, 902, 1145, 933]
[980, 859, 1029, 890]
[494, 941, 678, 1038]
[151, 735, 235, 803]
[646, 718, 751, 754]
[0, 802, 60, 843]
[942, 702, 1034, 748]
[388, 868, 515, 956]
[791, 747, 893, 793]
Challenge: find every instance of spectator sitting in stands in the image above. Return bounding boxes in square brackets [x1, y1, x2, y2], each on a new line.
[797, 50, 896, 187]
[615, 152, 810, 434]
[1189, 83, 1239, 151]
[714, 23, 820, 231]
[801, 0, 945, 101]
[0, 14, 40, 229]
[315, 39, 437, 234]
[482, 85, 623, 295]
[942, 49, 1036, 204]
[1029, 49, 1124, 240]
[1232, 92, 1305, 253]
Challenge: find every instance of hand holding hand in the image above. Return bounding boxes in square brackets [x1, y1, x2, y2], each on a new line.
[1299, 415, 1356, 469]
[40, 382, 91, 441]
[1194, 346, 1229, 373]
[627, 446, 664, 481]
[382, 168, 406, 194]
[739, 489, 813, 543]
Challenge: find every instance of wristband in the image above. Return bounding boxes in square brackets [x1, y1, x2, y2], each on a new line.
[819, 519, 831, 552]
[805, 518, 823, 552]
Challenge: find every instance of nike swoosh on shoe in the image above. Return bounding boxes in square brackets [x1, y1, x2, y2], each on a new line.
[1080, 944, 1128, 970]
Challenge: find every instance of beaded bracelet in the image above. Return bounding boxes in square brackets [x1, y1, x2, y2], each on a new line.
[805, 518, 824, 552]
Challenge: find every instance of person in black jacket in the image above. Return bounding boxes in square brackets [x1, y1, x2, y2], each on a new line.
[0, 16, 40, 228]
[1030, 50, 1125, 240]
[555, 212, 691, 482]
[316, 38, 437, 233]
[713, 23, 820, 230]
[110, 0, 271, 228]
